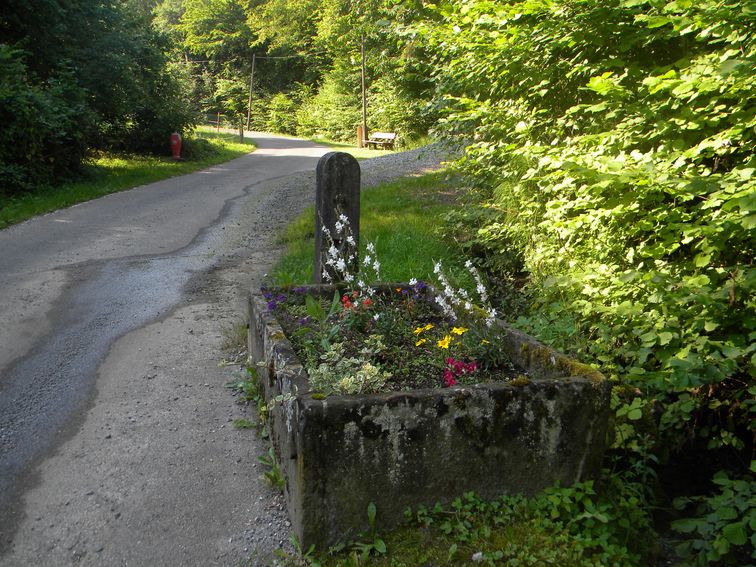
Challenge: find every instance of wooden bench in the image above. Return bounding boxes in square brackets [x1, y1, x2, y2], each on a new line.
[364, 132, 397, 150]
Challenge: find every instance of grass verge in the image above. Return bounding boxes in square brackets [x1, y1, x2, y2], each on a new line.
[0, 127, 255, 229]
[270, 171, 472, 286]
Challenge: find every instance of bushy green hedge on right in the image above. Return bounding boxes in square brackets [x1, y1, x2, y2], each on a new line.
[421, 1, 754, 561]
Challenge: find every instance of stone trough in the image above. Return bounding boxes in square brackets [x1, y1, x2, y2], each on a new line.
[247, 285, 611, 549]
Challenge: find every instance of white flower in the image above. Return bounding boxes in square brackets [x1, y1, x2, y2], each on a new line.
[321, 226, 331, 235]
[472, 552, 484, 563]
[344, 273, 354, 283]
[357, 279, 366, 289]
[489, 308, 497, 318]
[373, 314, 380, 321]
[477, 283, 486, 296]
[433, 262, 442, 274]
[339, 213, 349, 223]
[321, 269, 331, 281]
[328, 245, 338, 259]
[465, 260, 473, 269]
[336, 259, 346, 272]
[366, 242, 375, 253]
[465, 301, 473, 311]
[373, 260, 380, 273]
[409, 278, 417, 286]
[363, 254, 372, 266]
[346, 236, 355, 246]
[335, 220, 344, 234]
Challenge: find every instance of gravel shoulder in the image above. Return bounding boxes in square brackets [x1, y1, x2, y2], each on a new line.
[0, 144, 449, 566]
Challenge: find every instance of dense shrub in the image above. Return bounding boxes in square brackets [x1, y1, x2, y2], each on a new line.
[0, 46, 89, 195]
[422, 0, 754, 560]
[266, 92, 298, 135]
[296, 65, 362, 142]
[0, 1, 197, 193]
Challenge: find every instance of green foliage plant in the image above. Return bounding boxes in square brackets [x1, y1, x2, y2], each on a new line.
[258, 446, 285, 490]
[267, 92, 299, 135]
[671, 462, 756, 565]
[225, 365, 268, 438]
[417, 0, 754, 502]
[300, 482, 653, 565]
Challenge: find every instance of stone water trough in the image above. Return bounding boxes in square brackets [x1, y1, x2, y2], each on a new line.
[248, 284, 611, 549]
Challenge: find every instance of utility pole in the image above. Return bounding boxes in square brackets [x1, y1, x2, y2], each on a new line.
[246, 53, 256, 131]
[360, 35, 368, 143]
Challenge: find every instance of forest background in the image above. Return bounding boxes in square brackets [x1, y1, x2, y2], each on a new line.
[1, 0, 754, 564]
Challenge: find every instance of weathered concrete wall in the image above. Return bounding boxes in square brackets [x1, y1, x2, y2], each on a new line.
[248, 289, 611, 549]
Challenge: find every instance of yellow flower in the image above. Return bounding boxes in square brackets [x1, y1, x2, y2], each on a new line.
[437, 335, 452, 349]
[415, 338, 427, 347]
[451, 326, 468, 335]
[413, 323, 434, 335]
[480, 339, 490, 345]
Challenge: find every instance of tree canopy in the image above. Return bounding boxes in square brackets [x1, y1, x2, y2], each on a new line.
[0, 0, 195, 194]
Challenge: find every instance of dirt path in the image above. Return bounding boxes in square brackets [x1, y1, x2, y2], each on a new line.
[0, 141, 445, 566]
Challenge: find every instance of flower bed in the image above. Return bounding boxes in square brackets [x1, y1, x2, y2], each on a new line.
[264, 282, 523, 394]
[248, 283, 611, 549]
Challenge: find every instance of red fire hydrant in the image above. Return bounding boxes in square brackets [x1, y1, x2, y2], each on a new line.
[170, 132, 182, 161]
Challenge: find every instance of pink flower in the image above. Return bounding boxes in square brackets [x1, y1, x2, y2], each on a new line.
[443, 369, 457, 387]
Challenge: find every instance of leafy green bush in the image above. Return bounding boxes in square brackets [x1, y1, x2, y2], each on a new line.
[414, 1, 755, 557]
[296, 66, 362, 142]
[671, 463, 756, 565]
[267, 92, 298, 134]
[394, 479, 653, 565]
[0, 46, 89, 195]
[424, 0, 754, 461]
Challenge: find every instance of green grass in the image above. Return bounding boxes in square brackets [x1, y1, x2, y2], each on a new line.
[0, 127, 255, 229]
[270, 171, 474, 287]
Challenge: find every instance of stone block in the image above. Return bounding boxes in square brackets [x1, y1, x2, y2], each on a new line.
[248, 287, 611, 549]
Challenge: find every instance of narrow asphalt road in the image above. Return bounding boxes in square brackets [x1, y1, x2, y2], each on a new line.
[0, 133, 332, 565]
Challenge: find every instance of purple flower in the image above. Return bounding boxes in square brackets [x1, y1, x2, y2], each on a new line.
[267, 300, 278, 311]
[263, 291, 273, 300]
[298, 316, 311, 325]
[412, 280, 428, 299]
[276, 294, 286, 302]
[293, 286, 307, 294]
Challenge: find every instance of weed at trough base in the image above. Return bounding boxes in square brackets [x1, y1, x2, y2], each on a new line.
[220, 318, 249, 358]
[225, 365, 268, 438]
[258, 446, 284, 491]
